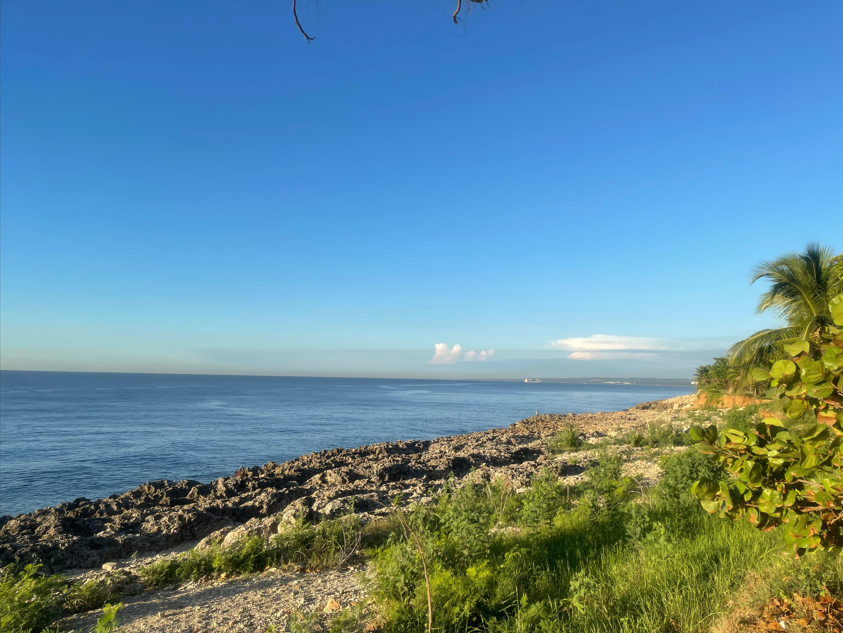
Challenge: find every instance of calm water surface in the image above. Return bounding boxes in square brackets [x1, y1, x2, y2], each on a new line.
[0, 371, 692, 516]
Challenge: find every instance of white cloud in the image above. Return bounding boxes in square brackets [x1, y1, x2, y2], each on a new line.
[567, 351, 659, 361]
[429, 343, 463, 364]
[547, 334, 682, 361]
[548, 335, 674, 353]
[430, 345, 495, 364]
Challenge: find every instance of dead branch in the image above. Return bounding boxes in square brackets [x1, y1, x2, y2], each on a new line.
[452, 0, 462, 24]
[292, 0, 314, 42]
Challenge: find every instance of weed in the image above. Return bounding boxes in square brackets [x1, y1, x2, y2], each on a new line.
[139, 512, 364, 590]
[367, 456, 812, 633]
[545, 426, 583, 454]
[0, 564, 67, 633]
[517, 470, 570, 527]
[656, 449, 726, 506]
[288, 610, 321, 633]
[722, 405, 760, 433]
[64, 570, 138, 614]
[328, 602, 370, 632]
[94, 602, 122, 633]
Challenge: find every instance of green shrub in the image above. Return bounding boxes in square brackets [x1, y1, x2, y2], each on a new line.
[94, 602, 122, 633]
[613, 423, 689, 450]
[656, 450, 726, 506]
[585, 452, 630, 513]
[139, 512, 364, 590]
[0, 564, 67, 633]
[369, 475, 789, 633]
[64, 570, 138, 614]
[722, 405, 760, 433]
[692, 301, 843, 556]
[328, 602, 370, 632]
[516, 471, 573, 527]
[288, 611, 321, 633]
[545, 426, 582, 453]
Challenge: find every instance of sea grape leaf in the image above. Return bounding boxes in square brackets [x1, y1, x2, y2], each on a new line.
[830, 293, 843, 326]
[771, 360, 797, 379]
[784, 340, 810, 356]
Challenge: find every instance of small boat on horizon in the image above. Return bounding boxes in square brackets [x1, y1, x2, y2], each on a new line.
[524, 378, 542, 383]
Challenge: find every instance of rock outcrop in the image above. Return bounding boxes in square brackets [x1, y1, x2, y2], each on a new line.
[0, 399, 692, 573]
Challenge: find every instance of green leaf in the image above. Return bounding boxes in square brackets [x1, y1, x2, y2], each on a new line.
[784, 340, 810, 356]
[762, 417, 784, 427]
[722, 429, 748, 444]
[830, 293, 843, 326]
[742, 461, 763, 486]
[751, 366, 772, 382]
[758, 488, 784, 515]
[806, 384, 834, 399]
[770, 359, 797, 380]
[718, 482, 733, 510]
[700, 499, 721, 513]
[798, 357, 826, 384]
[787, 399, 807, 419]
[785, 383, 807, 397]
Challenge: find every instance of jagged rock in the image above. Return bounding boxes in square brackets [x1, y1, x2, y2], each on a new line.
[221, 516, 280, 549]
[0, 398, 694, 573]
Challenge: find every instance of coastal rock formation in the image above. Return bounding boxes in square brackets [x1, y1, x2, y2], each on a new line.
[0, 399, 695, 573]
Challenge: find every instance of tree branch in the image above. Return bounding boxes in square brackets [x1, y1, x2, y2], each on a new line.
[292, 0, 314, 42]
[452, 0, 462, 24]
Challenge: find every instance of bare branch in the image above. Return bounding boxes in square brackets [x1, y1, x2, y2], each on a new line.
[452, 0, 462, 24]
[293, 0, 314, 42]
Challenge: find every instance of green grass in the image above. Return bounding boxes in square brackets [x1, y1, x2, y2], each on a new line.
[545, 426, 583, 453]
[139, 511, 365, 589]
[0, 564, 66, 633]
[0, 513, 369, 631]
[3, 441, 840, 633]
[368, 454, 843, 633]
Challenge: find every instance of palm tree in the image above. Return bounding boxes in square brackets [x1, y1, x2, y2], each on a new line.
[728, 243, 841, 389]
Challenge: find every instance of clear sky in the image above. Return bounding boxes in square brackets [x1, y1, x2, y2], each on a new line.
[1, 0, 840, 379]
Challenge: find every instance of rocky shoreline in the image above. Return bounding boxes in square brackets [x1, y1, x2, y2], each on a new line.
[0, 394, 699, 575]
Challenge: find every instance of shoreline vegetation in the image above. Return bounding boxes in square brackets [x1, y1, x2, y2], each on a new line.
[3, 243, 841, 633]
[2, 394, 842, 632]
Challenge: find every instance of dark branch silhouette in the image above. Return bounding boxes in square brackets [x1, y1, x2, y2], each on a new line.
[453, 0, 462, 24]
[293, 0, 481, 41]
[292, 0, 314, 42]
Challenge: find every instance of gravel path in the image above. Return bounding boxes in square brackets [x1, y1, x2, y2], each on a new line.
[59, 564, 370, 633]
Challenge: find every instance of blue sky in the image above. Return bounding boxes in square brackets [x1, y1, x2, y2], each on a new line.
[1, 0, 840, 379]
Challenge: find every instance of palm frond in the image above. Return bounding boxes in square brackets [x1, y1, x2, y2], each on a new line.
[727, 327, 799, 369]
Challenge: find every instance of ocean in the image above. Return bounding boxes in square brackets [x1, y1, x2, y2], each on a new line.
[0, 371, 692, 517]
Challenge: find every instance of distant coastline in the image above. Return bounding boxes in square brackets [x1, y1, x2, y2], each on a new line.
[0, 368, 693, 388]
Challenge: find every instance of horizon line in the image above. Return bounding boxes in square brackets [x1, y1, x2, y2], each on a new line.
[0, 368, 694, 384]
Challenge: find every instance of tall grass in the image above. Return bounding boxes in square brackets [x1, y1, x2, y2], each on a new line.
[3, 448, 840, 633]
[369, 455, 842, 633]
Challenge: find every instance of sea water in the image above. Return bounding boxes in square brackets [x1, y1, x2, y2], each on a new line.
[0, 371, 692, 516]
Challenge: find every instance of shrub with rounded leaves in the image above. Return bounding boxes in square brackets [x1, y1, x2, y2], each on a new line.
[691, 293, 843, 557]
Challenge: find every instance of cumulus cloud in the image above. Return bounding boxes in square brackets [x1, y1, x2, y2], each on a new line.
[430, 343, 463, 364]
[430, 344, 495, 364]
